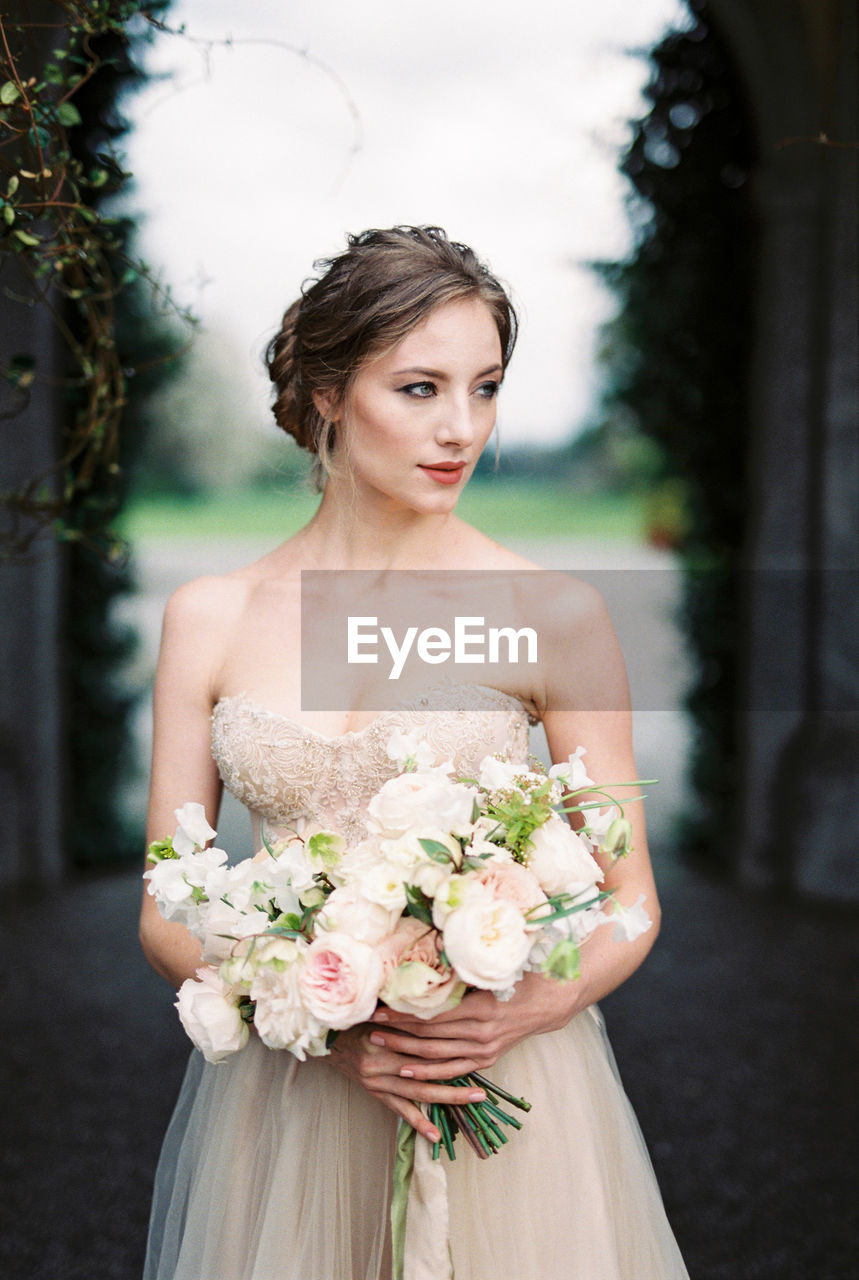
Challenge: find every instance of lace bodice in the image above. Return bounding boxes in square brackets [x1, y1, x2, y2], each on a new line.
[211, 684, 534, 842]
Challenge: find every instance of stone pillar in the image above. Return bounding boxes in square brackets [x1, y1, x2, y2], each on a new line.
[713, 0, 859, 898]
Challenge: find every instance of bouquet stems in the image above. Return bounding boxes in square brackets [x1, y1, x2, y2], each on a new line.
[430, 1072, 531, 1160]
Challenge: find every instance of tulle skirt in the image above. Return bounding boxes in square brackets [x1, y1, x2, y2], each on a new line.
[144, 1006, 689, 1280]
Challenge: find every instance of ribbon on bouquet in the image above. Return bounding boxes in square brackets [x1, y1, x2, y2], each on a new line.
[391, 1117, 453, 1280]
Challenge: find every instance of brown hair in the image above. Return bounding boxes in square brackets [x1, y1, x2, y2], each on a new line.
[265, 226, 517, 483]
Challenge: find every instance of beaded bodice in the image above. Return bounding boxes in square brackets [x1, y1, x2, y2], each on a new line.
[211, 685, 533, 843]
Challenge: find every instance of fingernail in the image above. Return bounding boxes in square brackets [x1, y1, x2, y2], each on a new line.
[428, 1129, 441, 1143]
[369, 1033, 385, 1047]
[400, 1068, 414, 1078]
[374, 1010, 389, 1022]
[469, 1090, 486, 1102]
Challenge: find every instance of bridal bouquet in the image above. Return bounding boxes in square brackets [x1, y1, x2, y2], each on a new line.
[145, 732, 652, 1160]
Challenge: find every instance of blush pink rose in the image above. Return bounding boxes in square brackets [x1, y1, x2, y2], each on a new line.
[298, 932, 383, 1030]
[377, 917, 466, 1018]
[474, 856, 547, 923]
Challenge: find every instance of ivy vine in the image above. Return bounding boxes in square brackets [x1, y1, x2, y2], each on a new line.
[0, 2, 190, 558]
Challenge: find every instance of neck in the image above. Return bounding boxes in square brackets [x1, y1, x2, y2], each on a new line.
[295, 476, 468, 570]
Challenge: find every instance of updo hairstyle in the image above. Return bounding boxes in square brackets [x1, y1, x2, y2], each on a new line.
[266, 226, 517, 485]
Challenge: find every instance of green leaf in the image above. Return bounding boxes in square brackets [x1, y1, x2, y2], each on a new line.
[0, 81, 20, 105]
[3, 205, 13, 226]
[417, 838, 454, 863]
[57, 102, 82, 127]
[13, 229, 39, 246]
[6, 175, 18, 197]
[404, 884, 433, 925]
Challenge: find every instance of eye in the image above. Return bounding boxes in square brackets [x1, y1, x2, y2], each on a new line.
[476, 380, 500, 399]
[399, 381, 436, 398]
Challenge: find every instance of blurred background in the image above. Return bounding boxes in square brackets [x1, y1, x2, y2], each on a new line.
[0, 1, 856, 1277]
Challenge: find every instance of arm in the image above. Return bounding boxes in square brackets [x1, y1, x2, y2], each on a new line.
[139, 578, 235, 989]
[360, 581, 661, 1086]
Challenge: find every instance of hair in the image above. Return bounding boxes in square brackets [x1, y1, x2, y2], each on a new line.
[265, 226, 517, 485]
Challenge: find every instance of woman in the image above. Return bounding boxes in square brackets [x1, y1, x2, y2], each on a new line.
[140, 226, 689, 1279]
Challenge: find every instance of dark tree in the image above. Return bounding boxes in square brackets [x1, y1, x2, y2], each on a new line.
[599, 0, 758, 868]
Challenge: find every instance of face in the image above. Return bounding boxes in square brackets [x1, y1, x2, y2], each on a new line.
[318, 297, 504, 514]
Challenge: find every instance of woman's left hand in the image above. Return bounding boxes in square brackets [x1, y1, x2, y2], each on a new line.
[366, 972, 582, 1081]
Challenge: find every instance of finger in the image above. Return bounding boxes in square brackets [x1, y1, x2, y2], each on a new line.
[368, 1074, 487, 1108]
[392, 1098, 441, 1144]
[370, 1029, 492, 1061]
[398, 1056, 478, 1081]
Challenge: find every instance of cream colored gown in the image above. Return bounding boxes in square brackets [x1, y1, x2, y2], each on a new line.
[144, 686, 690, 1280]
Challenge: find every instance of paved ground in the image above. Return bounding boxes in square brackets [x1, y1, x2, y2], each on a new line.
[1, 862, 856, 1279]
[1, 537, 856, 1278]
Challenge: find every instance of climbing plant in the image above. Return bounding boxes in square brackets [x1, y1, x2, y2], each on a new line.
[0, 2, 187, 558]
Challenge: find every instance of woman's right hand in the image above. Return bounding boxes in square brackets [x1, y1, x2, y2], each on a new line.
[327, 1022, 486, 1144]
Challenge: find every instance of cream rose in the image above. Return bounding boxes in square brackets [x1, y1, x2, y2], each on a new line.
[316, 882, 400, 945]
[175, 967, 249, 1064]
[526, 816, 604, 896]
[368, 770, 476, 837]
[442, 898, 532, 990]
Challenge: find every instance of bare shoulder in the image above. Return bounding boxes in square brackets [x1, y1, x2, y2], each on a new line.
[162, 571, 252, 636]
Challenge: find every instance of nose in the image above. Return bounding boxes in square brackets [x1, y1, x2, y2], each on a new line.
[434, 391, 481, 449]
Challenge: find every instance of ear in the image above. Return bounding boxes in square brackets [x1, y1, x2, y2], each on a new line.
[312, 388, 340, 422]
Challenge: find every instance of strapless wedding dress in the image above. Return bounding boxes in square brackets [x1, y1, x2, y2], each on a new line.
[144, 685, 689, 1280]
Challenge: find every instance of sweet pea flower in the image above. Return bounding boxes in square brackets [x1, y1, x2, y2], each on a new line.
[548, 746, 595, 792]
[385, 728, 438, 772]
[608, 894, 652, 943]
[172, 803, 217, 857]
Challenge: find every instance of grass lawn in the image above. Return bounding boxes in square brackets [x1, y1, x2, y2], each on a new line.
[121, 482, 647, 543]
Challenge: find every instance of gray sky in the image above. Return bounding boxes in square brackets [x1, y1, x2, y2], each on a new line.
[127, 0, 686, 447]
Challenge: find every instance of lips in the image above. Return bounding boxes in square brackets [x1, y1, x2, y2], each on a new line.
[419, 462, 466, 486]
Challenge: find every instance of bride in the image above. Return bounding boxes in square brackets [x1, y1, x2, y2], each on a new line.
[140, 226, 689, 1279]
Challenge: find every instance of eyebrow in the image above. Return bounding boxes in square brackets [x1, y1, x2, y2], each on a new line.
[391, 364, 504, 379]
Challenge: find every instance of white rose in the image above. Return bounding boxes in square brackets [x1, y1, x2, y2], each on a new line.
[442, 898, 532, 990]
[175, 967, 249, 1064]
[299, 932, 384, 1029]
[368, 771, 475, 837]
[250, 941, 329, 1060]
[316, 883, 400, 945]
[380, 825, 462, 874]
[172, 803, 217, 856]
[526, 816, 604, 896]
[359, 860, 409, 912]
